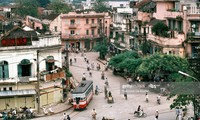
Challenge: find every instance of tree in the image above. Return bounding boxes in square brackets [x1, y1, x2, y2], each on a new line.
[37, 0, 50, 8]
[93, 0, 111, 13]
[47, 0, 72, 14]
[136, 54, 189, 81]
[15, 0, 39, 17]
[93, 37, 108, 60]
[152, 21, 169, 37]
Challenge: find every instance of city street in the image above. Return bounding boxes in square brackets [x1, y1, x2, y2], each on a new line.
[33, 52, 193, 120]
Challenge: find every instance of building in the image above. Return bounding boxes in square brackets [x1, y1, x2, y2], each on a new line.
[60, 11, 111, 51]
[110, 7, 134, 54]
[0, 26, 65, 111]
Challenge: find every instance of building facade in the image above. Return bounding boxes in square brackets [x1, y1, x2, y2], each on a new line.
[60, 11, 111, 51]
[0, 26, 64, 111]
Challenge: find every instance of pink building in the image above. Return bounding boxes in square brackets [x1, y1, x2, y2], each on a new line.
[25, 16, 43, 30]
[60, 11, 111, 51]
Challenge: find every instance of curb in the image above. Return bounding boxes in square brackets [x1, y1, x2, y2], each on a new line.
[34, 105, 73, 118]
[96, 58, 107, 65]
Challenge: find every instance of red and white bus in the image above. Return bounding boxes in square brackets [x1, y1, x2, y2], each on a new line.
[72, 80, 93, 109]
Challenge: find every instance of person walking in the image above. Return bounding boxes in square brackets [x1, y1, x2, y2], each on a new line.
[91, 109, 97, 120]
[145, 92, 149, 102]
[124, 89, 127, 100]
[63, 113, 67, 120]
[74, 56, 76, 63]
[67, 114, 71, 120]
[155, 110, 159, 120]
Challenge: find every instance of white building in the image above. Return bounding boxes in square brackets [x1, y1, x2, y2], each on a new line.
[0, 26, 64, 111]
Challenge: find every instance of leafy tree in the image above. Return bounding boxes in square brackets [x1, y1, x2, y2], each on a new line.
[47, 0, 72, 14]
[136, 54, 189, 81]
[93, 0, 111, 13]
[37, 0, 50, 8]
[109, 51, 140, 68]
[152, 21, 169, 37]
[93, 37, 108, 60]
[15, 0, 39, 17]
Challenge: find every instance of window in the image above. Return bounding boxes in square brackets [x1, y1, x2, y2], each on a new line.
[86, 19, 89, 24]
[120, 4, 124, 7]
[92, 19, 94, 24]
[3, 87, 6, 91]
[92, 29, 95, 35]
[86, 30, 89, 35]
[54, 26, 57, 32]
[70, 19, 75, 25]
[70, 30, 75, 35]
[18, 59, 31, 77]
[0, 61, 9, 79]
[46, 56, 55, 71]
[9, 87, 12, 91]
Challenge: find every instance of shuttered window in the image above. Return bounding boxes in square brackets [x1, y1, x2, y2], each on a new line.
[0, 61, 9, 79]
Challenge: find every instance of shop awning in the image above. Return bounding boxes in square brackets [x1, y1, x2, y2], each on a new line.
[0, 89, 36, 97]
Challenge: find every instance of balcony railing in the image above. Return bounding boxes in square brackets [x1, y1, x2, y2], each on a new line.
[91, 23, 98, 28]
[187, 6, 200, 14]
[164, 11, 183, 18]
[147, 34, 184, 46]
[62, 34, 100, 39]
[68, 24, 78, 29]
[44, 70, 65, 81]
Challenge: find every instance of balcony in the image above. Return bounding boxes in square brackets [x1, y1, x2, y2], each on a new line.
[147, 34, 184, 46]
[187, 32, 200, 43]
[164, 11, 183, 19]
[91, 23, 98, 28]
[62, 34, 100, 40]
[187, 6, 200, 15]
[44, 70, 65, 81]
[68, 24, 77, 29]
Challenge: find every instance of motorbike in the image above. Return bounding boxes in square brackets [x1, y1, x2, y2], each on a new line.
[134, 111, 147, 117]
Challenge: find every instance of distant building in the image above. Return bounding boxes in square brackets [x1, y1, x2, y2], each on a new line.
[60, 11, 111, 51]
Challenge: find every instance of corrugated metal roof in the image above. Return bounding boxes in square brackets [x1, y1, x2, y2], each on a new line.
[0, 89, 36, 97]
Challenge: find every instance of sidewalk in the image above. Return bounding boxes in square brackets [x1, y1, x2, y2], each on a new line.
[35, 97, 73, 118]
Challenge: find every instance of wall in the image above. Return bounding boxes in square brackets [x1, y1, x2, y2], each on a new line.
[153, 2, 174, 20]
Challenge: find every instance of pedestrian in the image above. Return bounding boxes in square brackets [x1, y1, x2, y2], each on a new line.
[63, 113, 67, 120]
[91, 109, 97, 120]
[105, 78, 109, 87]
[155, 110, 159, 120]
[67, 114, 71, 120]
[102, 116, 106, 120]
[74, 56, 76, 63]
[175, 107, 180, 119]
[124, 89, 127, 100]
[145, 92, 148, 102]
[104, 85, 108, 99]
[84, 54, 87, 61]
[82, 73, 86, 80]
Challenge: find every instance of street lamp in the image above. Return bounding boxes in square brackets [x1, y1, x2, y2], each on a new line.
[178, 71, 198, 81]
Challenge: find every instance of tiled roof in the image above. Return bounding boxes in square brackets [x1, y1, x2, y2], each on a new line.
[42, 14, 59, 21]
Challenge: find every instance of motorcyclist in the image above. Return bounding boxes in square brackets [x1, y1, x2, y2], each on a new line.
[82, 73, 86, 81]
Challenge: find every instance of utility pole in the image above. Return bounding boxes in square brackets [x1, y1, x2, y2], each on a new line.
[36, 50, 41, 113]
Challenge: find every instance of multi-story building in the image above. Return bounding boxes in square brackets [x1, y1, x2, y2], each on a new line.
[60, 11, 111, 51]
[0, 26, 65, 111]
[110, 7, 134, 53]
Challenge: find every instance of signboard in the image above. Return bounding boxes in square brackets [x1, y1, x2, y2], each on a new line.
[1, 38, 27, 46]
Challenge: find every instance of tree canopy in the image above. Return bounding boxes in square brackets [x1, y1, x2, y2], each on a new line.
[93, 37, 108, 60]
[37, 0, 50, 8]
[136, 54, 189, 81]
[152, 21, 169, 37]
[15, 0, 39, 17]
[47, 0, 72, 14]
[93, 0, 111, 13]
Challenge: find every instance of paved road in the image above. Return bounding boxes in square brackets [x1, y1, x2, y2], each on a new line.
[33, 52, 193, 120]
